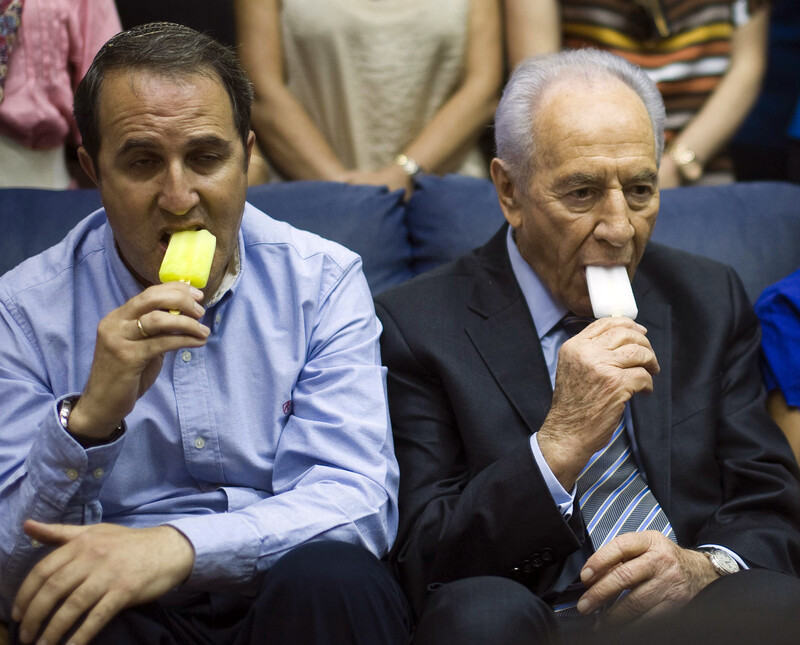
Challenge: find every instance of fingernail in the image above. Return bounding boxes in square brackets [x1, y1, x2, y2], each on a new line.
[190, 286, 204, 299]
[11, 605, 20, 621]
[577, 598, 590, 614]
[37, 638, 49, 645]
[194, 302, 205, 316]
[200, 324, 211, 337]
[581, 567, 594, 583]
[19, 629, 31, 643]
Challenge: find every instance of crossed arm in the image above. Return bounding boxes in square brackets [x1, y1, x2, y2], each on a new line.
[234, 0, 503, 195]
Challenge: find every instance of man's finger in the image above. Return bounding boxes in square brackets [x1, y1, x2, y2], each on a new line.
[32, 580, 103, 645]
[581, 316, 646, 339]
[59, 592, 128, 645]
[15, 553, 88, 643]
[581, 532, 656, 584]
[23, 520, 89, 546]
[578, 557, 654, 615]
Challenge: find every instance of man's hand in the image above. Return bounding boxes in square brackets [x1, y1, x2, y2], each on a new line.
[12, 520, 195, 645]
[577, 531, 719, 627]
[67, 282, 210, 439]
[538, 317, 660, 488]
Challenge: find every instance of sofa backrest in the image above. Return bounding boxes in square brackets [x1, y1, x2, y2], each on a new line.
[405, 175, 800, 304]
[1, 177, 799, 303]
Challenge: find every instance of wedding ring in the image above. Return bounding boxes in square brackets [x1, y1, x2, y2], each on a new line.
[136, 318, 149, 338]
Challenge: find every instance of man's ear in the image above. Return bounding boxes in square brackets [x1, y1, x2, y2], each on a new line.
[490, 158, 523, 228]
[245, 130, 255, 169]
[77, 147, 99, 187]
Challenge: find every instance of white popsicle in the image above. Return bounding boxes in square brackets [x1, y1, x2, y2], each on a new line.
[586, 265, 638, 319]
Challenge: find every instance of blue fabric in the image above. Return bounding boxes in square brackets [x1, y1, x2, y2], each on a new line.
[755, 268, 800, 406]
[406, 174, 505, 276]
[789, 101, 800, 141]
[0, 187, 101, 276]
[652, 182, 800, 303]
[245, 181, 413, 294]
[0, 204, 399, 621]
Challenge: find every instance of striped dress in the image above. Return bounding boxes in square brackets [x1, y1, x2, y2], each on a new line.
[559, 0, 768, 182]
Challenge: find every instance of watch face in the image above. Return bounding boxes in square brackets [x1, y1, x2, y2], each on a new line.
[708, 550, 739, 575]
[675, 148, 695, 165]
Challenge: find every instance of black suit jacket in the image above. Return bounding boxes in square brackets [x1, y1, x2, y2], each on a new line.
[375, 225, 800, 617]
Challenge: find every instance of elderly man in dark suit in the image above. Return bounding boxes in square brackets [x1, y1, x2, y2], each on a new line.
[375, 49, 800, 644]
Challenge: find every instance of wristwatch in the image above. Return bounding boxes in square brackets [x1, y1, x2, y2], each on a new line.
[58, 395, 79, 430]
[395, 154, 422, 178]
[668, 143, 703, 183]
[698, 547, 740, 576]
[58, 395, 124, 447]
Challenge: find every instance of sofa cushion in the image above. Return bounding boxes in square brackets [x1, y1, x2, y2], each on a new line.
[653, 181, 800, 302]
[0, 188, 102, 278]
[406, 174, 505, 276]
[246, 181, 413, 294]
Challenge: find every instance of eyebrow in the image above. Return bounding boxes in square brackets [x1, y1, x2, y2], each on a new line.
[627, 169, 658, 184]
[116, 135, 233, 158]
[553, 172, 603, 192]
[553, 169, 658, 192]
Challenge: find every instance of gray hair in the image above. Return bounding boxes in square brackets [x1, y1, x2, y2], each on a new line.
[494, 49, 665, 185]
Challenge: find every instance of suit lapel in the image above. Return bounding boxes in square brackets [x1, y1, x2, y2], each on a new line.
[630, 270, 673, 515]
[464, 228, 554, 435]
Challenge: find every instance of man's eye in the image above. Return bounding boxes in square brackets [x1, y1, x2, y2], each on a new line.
[570, 187, 593, 200]
[629, 185, 654, 198]
[193, 154, 222, 165]
[130, 158, 155, 168]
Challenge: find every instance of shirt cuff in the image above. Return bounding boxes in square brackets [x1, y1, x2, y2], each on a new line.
[530, 432, 576, 519]
[698, 544, 749, 570]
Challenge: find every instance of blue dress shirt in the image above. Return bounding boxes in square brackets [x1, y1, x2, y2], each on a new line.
[0, 204, 399, 620]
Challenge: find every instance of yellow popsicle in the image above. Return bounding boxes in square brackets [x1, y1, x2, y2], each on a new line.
[159, 229, 217, 288]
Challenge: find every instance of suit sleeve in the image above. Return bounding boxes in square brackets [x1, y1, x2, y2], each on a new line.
[376, 299, 586, 616]
[669, 264, 800, 573]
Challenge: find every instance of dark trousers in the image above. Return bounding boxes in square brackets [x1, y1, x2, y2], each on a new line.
[412, 569, 800, 645]
[12, 541, 412, 645]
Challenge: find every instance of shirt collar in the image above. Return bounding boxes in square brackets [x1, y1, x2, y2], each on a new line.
[506, 226, 568, 340]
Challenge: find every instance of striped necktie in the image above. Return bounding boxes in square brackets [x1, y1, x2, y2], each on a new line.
[552, 315, 675, 619]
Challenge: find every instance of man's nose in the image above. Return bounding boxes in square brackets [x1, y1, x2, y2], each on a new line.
[157, 162, 200, 215]
[594, 191, 634, 247]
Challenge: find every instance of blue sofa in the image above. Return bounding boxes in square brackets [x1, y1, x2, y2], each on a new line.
[0, 176, 799, 643]
[1, 175, 799, 304]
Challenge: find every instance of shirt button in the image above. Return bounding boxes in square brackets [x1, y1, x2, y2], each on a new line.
[65, 468, 79, 481]
[194, 437, 206, 450]
[182, 351, 192, 362]
[215, 313, 222, 325]
[93, 468, 104, 479]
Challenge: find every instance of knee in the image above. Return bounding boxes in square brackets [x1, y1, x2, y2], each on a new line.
[414, 576, 556, 645]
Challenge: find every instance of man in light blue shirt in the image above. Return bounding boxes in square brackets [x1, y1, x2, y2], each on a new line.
[0, 22, 410, 645]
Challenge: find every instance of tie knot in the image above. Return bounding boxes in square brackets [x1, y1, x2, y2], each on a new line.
[561, 314, 594, 337]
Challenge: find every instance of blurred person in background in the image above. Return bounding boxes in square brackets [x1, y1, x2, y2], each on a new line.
[0, 0, 120, 189]
[234, 0, 503, 196]
[505, 0, 770, 188]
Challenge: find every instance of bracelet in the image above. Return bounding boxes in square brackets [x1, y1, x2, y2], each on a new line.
[395, 154, 422, 178]
[668, 142, 703, 183]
